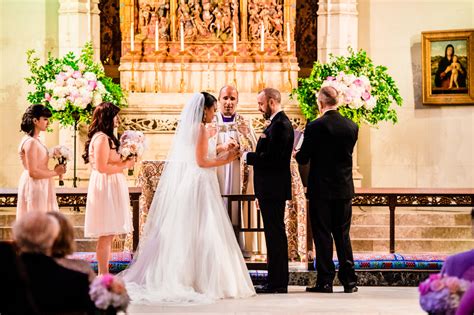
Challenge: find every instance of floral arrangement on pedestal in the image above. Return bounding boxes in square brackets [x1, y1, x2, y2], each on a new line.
[419, 273, 471, 315]
[25, 42, 127, 127]
[292, 48, 403, 125]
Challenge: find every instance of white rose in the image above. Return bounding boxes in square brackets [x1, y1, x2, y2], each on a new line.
[83, 72, 97, 81]
[96, 81, 106, 93]
[366, 95, 377, 110]
[44, 82, 56, 90]
[66, 78, 76, 86]
[92, 92, 102, 106]
[56, 98, 67, 110]
[53, 86, 66, 98]
[120, 147, 131, 158]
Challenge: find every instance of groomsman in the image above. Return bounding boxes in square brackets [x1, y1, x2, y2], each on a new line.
[245, 88, 293, 293]
[295, 86, 359, 293]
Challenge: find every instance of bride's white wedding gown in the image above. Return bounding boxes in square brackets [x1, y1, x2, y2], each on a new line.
[120, 94, 256, 304]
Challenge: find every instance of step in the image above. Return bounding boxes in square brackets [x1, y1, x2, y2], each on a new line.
[75, 238, 126, 252]
[352, 212, 472, 226]
[351, 238, 474, 253]
[0, 211, 85, 226]
[350, 225, 473, 239]
[0, 226, 85, 240]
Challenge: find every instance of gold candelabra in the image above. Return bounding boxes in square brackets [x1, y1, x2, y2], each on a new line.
[129, 50, 137, 92]
[179, 50, 186, 93]
[257, 50, 265, 91]
[153, 50, 162, 93]
[232, 51, 238, 89]
[284, 51, 293, 92]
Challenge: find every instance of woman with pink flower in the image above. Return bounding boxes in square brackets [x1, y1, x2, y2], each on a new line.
[17, 104, 66, 220]
[83, 102, 135, 275]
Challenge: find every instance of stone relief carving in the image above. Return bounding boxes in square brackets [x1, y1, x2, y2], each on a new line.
[138, 0, 171, 39]
[248, 0, 283, 41]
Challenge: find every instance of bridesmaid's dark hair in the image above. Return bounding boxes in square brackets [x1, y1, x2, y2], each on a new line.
[201, 92, 217, 109]
[82, 102, 120, 164]
[20, 104, 52, 137]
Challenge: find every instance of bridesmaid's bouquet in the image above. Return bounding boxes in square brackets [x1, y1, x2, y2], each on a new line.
[419, 273, 471, 314]
[89, 274, 130, 312]
[49, 145, 71, 186]
[118, 130, 146, 175]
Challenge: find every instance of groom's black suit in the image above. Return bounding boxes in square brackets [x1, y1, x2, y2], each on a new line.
[295, 110, 358, 287]
[246, 111, 293, 289]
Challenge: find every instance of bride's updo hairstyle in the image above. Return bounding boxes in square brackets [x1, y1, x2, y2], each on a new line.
[200, 91, 217, 123]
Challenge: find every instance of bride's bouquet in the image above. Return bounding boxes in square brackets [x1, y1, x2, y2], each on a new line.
[118, 130, 146, 175]
[49, 145, 71, 186]
[89, 274, 130, 312]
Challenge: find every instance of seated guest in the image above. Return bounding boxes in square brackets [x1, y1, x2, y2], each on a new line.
[13, 212, 95, 314]
[442, 249, 474, 315]
[48, 212, 96, 282]
[0, 241, 38, 315]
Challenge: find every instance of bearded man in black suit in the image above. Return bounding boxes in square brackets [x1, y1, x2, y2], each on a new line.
[244, 87, 294, 294]
[295, 86, 359, 294]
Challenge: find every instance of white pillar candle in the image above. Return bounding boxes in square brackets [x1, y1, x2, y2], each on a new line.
[130, 22, 134, 51]
[180, 22, 185, 52]
[260, 21, 264, 52]
[232, 22, 237, 52]
[155, 20, 159, 51]
[87, 0, 91, 42]
[286, 22, 291, 52]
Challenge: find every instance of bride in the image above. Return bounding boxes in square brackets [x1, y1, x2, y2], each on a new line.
[120, 92, 256, 303]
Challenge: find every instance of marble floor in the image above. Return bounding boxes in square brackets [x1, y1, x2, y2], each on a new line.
[128, 286, 424, 314]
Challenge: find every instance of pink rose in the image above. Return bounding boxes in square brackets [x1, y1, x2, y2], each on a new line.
[326, 76, 336, 81]
[72, 71, 82, 79]
[429, 273, 442, 281]
[419, 281, 430, 295]
[430, 279, 444, 292]
[445, 277, 460, 293]
[100, 274, 114, 288]
[110, 279, 126, 294]
[362, 91, 371, 101]
[353, 79, 363, 87]
[88, 80, 97, 91]
[45, 93, 51, 101]
[67, 95, 76, 103]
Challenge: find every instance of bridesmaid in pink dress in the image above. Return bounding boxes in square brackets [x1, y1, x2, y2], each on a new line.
[17, 104, 66, 220]
[82, 102, 135, 275]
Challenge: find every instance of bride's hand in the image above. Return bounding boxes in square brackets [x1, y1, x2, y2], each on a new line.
[226, 138, 239, 151]
[227, 148, 240, 162]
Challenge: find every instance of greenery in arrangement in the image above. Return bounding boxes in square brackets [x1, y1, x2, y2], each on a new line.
[292, 48, 403, 125]
[25, 42, 127, 127]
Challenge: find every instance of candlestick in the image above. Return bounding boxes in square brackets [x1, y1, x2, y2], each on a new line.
[260, 21, 265, 52]
[87, 0, 91, 42]
[130, 22, 134, 52]
[232, 22, 237, 52]
[154, 50, 162, 93]
[257, 50, 265, 91]
[155, 20, 159, 51]
[284, 51, 293, 92]
[130, 51, 136, 92]
[286, 22, 291, 52]
[180, 22, 185, 52]
[179, 51, 185, 93]
[232, 51, 238, 88]
[206, 52, 213, 92]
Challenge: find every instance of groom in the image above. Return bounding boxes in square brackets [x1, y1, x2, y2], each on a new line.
[245, 88, 293, 294]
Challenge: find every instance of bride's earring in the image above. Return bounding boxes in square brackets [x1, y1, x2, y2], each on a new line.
[202, 112, 207, 123]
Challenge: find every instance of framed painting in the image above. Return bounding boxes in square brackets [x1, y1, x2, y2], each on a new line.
[422, 29, 474, 105]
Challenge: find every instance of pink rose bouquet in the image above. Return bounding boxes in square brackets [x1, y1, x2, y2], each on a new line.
[89, 274, 130, 312]
[118, 130, 146, 175]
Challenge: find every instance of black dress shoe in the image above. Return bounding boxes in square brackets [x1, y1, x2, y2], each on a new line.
[255, 284, 288, 294]
[344, 285, 358, 293]
[306, 283, 333, 293]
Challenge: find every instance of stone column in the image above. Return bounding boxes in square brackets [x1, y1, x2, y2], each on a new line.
[317, 0, 362, 186]
[57, 0, 101, 186]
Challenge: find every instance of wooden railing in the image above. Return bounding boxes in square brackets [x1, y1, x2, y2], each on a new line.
[0, 187, 142, 251]
[224, 188, 474, 256]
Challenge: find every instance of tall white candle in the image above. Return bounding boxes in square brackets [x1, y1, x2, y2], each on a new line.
[87, 0, 91, 42]
[286, 22, 291, 52]
[232, 22, 237, 52]
[180, 22, 185, 52]
[260, 21, 265, 52]
[155, 20, 159, 51]
[130, 22, 134, 51]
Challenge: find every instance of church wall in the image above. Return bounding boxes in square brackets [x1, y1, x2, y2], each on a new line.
[357, 0, 474, 188]
[0, 0, 60, 187]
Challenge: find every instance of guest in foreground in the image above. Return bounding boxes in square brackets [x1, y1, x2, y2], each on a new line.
[245, 88, 294, 294]
[83, 102, 135, 275]
[13, 211, 94, 314]
[17, 104, 66, 220]
[47, 211, 96, 282]
[0, 241, 38, 315]
[295, 86, 359, 293]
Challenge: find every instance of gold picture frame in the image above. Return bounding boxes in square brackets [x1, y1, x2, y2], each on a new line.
[422, 29, 474, 105]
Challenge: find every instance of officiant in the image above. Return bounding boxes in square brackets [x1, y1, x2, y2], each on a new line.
[210, 85, 258, 257]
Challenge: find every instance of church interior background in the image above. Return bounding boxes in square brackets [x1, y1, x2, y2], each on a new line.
[0, 0, 473, 312]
